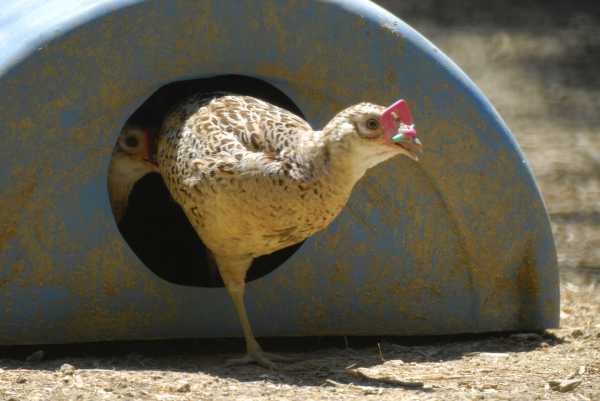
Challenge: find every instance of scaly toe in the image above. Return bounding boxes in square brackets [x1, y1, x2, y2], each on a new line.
[224, 351, 277, 369]
[261, 352, 297, 362]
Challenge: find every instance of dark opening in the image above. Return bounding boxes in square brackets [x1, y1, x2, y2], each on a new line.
[114, 75, 305, 287]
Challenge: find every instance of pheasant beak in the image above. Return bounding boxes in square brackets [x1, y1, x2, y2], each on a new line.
[380, 99, 423, 161]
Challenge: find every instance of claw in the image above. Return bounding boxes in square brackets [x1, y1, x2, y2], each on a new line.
[225, 353, 276, 369]
[224, 350, 295, 369]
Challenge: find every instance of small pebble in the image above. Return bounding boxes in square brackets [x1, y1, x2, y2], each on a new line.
[16, 377, 27, 384]
[548, 379, 582, 392]
[571, 329, 584, 338]
[177, 382, 191, 393]
[59, 363, 75, 376]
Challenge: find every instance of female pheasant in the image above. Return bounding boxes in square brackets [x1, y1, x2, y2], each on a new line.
[109, 94, 422, 368]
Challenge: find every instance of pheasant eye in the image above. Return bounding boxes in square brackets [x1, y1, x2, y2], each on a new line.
[125, 136, 139, 148]
[366, 118, 379, 130]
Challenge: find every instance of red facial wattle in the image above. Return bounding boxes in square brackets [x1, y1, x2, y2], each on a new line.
[380, 99, 417, 144]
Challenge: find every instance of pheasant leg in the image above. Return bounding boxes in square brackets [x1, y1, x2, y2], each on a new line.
[215, 255, 289, 369]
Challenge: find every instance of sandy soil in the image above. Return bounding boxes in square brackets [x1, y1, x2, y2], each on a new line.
[2, 2, 600, 400]
[0, 286, 598, 401]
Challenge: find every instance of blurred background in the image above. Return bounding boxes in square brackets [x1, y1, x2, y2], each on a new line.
[378, 0, 600, 285]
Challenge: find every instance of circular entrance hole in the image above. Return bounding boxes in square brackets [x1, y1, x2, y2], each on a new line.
[110, 75, 305, 287]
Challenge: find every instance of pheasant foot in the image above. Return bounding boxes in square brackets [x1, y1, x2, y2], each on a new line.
[225, 350, 295, 369]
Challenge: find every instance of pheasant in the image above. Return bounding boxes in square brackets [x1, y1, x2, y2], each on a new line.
[109, 94, 422, 368]
[108, 125, 159, 223]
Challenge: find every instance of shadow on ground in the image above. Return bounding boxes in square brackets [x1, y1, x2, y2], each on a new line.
[0, 332, 562, 389]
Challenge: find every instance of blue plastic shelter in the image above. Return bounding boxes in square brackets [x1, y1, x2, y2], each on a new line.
[0, 0, 558, 344]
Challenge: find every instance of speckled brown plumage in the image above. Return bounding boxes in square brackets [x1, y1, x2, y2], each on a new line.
[160, 95, 348, 257]
[110, 94, 422, 368]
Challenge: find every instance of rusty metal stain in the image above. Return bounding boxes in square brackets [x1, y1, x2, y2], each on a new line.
[0, 167, 37, 254]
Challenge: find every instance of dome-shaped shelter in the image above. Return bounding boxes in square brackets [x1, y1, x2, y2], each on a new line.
[0, 0, 558, 344]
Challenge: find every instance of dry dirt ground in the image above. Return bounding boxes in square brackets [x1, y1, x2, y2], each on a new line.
[2, 2, 600, 400]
